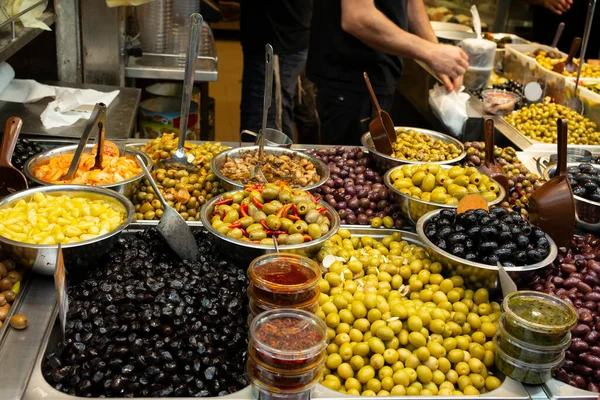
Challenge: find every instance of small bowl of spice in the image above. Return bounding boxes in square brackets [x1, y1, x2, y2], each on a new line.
[248, 253, 321, 306]
[481, 89, 521, 115]
[502, 290, 577, 346]
[249, 308, 327, 371]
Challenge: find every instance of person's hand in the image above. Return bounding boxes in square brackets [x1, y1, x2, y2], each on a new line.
[426, 44, 469, 91]
[438, 73, 464, 92]
[543, 0, 572, 14]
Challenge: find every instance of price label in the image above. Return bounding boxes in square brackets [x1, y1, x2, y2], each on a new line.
[54, 244, 68, 337]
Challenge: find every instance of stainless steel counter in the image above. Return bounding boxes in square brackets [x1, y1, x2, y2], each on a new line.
[0, 83, 140, 139]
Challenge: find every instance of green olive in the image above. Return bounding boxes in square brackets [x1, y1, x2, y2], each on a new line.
[249, 230, 267, 241]
[287, 233, 305, 244]
[308, 223, 322, 239]
[266, 215, 281, 230]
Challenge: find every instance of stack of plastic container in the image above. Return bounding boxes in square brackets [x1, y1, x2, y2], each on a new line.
[248, 254, 321, 321]
[494, 291, 577, 384]
[248, 309, 328, 399]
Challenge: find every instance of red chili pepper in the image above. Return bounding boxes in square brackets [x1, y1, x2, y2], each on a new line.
[302, 234, 313, 242]
[260, 220, 270, 231]
[228, 221, 243, 229]
[220, 209, 226, 219]
[306, 191, 317, 204]
[316, 207, 327, 213]
[245, 187, 253, 193]
[314, 196, 321, 203]
[215, 198, 233, 206]
[241, 228, 249, 237]
[287, 215, 300, 221]
[240, 203, 249, 217]
[252, 196, 264, 209]
[291, 204, 300, 217]
[266, 230, 287, 236]
[277, 204, 291, 218]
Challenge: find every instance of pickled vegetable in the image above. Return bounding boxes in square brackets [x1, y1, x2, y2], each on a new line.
[140, 133, 229, 166]
[0, 192, 126, 244]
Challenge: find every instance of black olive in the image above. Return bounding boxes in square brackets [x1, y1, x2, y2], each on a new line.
[536, 236, 549, 248]
[473, 209, 487, 217]
[465, 239, 474, 248]
[464, 213, 478, 226]
[479, 215, 493, 226]
[501, 242, 517, 252]
[437, 218, 452, 227]
[436, 239, 448, 250]
[516, 234, 530, 249]
[585, 181, 600, 193]
[576, 174, 595, 183]
[455, 224, 466, 233]
[483, 254, 500, 265]
[480, 241, 498, 254]
[493, 247, 512, 260]
[437, 226, 453, 240]
[439, 209, 455, 220]
[531, 228, 546, 238]
[480, 226, 498, 240]
[426, 229, 437, 239]
[450, 244, 466, 258]
[499, 231, 513, 243]
[466, 226, 481, 238]
[589, 193, 600, 203]
[510, 212, 523, 223]
[502, 261, 515, 267]
[448, 232, 468, 245]
[489, 207, 508, 218]
[567, 166, 581, 174]
[527, 248, 545, 262]
[465, 253, 478, 261]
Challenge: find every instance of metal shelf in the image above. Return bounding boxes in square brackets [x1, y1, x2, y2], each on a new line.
[0, 10, 55, 64]
[125, 53, 218, 82]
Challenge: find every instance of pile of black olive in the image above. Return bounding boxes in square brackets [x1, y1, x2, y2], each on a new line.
[42, 228, 249, 397]
[566, 163, 600, 203]
[424, 208, 551, 266]
[11, 138, 43, 170]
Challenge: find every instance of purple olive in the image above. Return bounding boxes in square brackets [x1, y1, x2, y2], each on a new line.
[357, 214, 369, 225]
[365, 209, 374, 217]
[346, 214, 357, 224]
[348, 198, 360, 210]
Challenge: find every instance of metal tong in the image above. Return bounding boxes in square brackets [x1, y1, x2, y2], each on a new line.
[60, 103, 107, 181]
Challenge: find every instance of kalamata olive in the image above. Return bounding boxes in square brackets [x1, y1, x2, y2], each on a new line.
[0, 278, 12, 292]
[589, 261, 600, 274]
[357, 214, 368, 225]
[587, 383, 600, 393]
[348, 198, 360, 210]
[590, 346, 600, 357]
[584, 301, 597, 311]
[556, 368, 570, 382]
[0, 263, 7, 278]
[583, 354, 600, 368]
[576, 363, 594, 377]
[574, 375, 588, 389]
[365, 209, 374, 217]
[2, 291, 15, 302]
[566, 350, 578, 361]
[564, 277, 581, 288]
[359, 198, 370, 209]
[585, 330, 600, 344]
[571, 339, 590, 353]
[584, 274, 600, 287]
[580, 312, 594, 324]
[578, 281, 594, 294]
[346, 214, 357, 224]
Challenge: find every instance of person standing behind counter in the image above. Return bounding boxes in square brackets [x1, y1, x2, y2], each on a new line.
[240, 0, 313, 139]
[307, 0, 469, 146]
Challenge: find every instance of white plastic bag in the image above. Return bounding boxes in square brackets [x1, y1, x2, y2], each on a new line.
[428, 84, 469, 138]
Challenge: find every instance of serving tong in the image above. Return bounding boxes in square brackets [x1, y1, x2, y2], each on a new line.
[60, 103, 108, 181]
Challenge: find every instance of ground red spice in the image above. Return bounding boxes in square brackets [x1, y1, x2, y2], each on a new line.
[255, 261, 316, 286]
[255, 317, 322, 351]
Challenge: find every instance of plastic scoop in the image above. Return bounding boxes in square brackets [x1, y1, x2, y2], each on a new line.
[565, 0, 596, 114]
[251, 43, 274, 184]
[363, 72, 394, 155]
[477, 119, 509, 197]
[528, 118, 575, 247]
[156, 13, 203, 171]
[60, 103, 107, 181]
[551, 22, 565, 48]
[0, 117, 28, 198]
[553, 37, 581, 74]
[137, 155, 199, 261]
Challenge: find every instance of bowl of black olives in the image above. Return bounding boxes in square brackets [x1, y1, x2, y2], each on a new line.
[544, 162, 600, 232]
[416, 208, 557, 289]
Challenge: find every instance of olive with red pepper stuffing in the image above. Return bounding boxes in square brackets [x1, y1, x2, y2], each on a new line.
[425, 208, 551, 266]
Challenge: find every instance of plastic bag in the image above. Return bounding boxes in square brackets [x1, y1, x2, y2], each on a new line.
[0, 0, 51, 31]
[428, 84, 469, 138]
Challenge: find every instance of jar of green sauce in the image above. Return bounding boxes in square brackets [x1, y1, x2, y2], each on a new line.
[502, 291, 577, 346]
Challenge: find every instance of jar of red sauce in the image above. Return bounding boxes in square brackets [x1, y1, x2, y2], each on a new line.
[248, 286, 319, 316]
[248, 254, 321, 306]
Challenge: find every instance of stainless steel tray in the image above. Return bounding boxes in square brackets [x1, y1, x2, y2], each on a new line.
[543, 379, 597, 400]
[21, 224, 531, 400]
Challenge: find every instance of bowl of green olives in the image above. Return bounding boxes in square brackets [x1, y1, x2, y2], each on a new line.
[200, 184, 340, 263]
[543, 162, 600, 232]
[384, 164, 506, 225]
[361, 127, 466, 173]
[416, 208, 557, 290]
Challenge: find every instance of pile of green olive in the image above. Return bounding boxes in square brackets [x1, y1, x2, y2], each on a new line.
[131, 167, 223, 221]
[315, 230, 502, 397]
[139, 133, 229, 166]
[504, 103, 600, 145]
[391, 129, 462, 162]
[209, 184, 333, 245]
[388, 164, 499, 205]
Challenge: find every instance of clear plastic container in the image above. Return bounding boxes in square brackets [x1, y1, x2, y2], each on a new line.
[494, 335, 564, 384]
[503, 291, 577, 346]
[248, 254, 321, 306]
[249, 374, 319, 400]
[460, 38, 497, 90]
[481, 89, 521, 115]
[248, 289, 319, 315]
[247, 349, 325, 390]
[136, 0, 171, 54]
[497, 315, 569, 364]
[249, 309, 327, 370]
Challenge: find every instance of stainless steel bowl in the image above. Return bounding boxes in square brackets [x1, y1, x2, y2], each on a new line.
[210, 146, 330, 192]
[0, 185, 134, 275]
[23, 144, 152, 199]
[417, 209, 558, 290]
[361, 127, 466, 173]
[383, 165, 506, 225]
[200, 191, 340, 263]
[544, 162, 600, 232]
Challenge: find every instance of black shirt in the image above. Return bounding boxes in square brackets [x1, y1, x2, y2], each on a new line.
[307, 0, 408, 95]
[240, 0, 313, 55]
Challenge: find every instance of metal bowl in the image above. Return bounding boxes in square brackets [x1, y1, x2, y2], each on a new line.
[0, 185, 134, 275]
[416, 209, 558, 290]
[210, 146, 330, 192]
[200, 191, 340, 263]
[361, 127, 466, 174]
[383, 165, 506, 225]
[544, 162, 600, 232]
[23, 144, 152, 198]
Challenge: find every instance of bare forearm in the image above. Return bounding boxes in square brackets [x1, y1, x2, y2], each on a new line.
[341, 0, 436, 63]
[407, 0, 438, 43]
